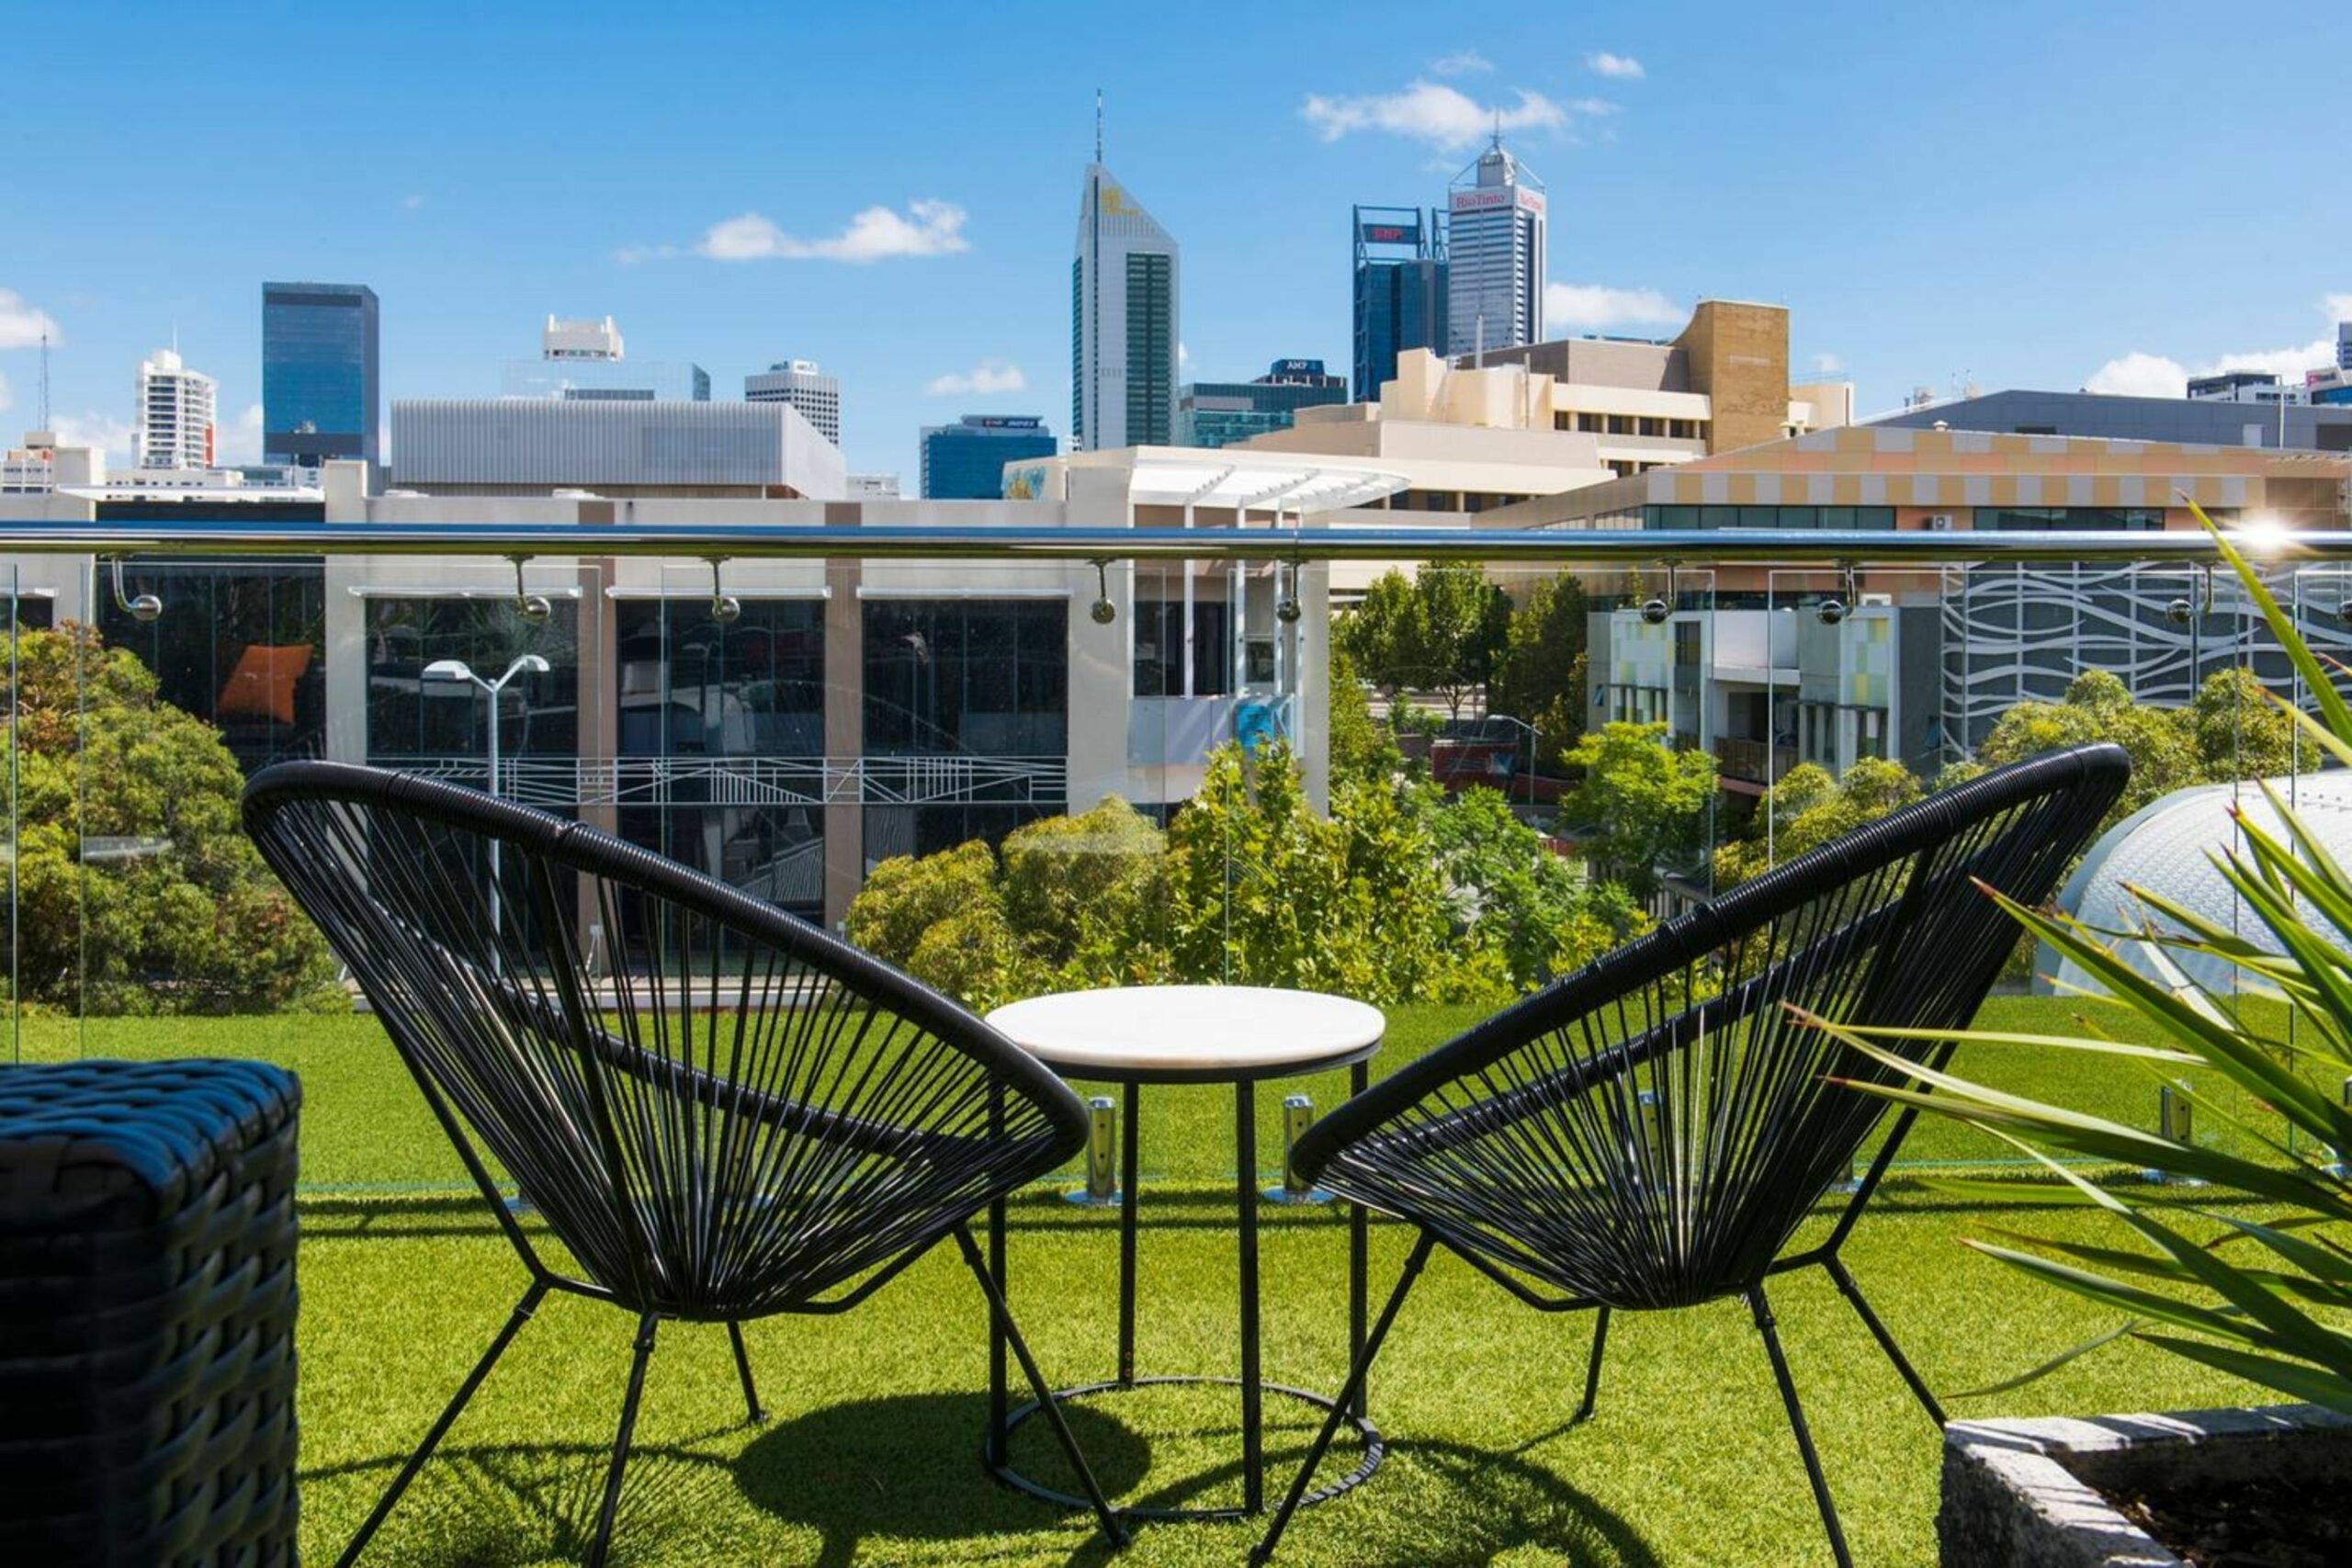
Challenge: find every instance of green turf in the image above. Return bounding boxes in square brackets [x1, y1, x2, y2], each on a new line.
[17, 1002, 2315, 1565]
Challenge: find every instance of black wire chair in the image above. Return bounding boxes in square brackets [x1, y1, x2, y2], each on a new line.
[241, 761, 1128, 1565]
[1252, 743, 2129, 1567]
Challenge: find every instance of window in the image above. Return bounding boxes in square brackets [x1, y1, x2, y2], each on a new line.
[1132, 597, 1231, 696]
[1638, 416, 1664, 437]
[864, 599, 1068, 757]
[1607, 414, 1634, 435]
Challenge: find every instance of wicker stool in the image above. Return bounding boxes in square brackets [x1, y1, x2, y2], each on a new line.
[0, 1058, 301, 1567]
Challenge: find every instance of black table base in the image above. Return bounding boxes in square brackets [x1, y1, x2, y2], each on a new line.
[984, 1060, 1377, 1521]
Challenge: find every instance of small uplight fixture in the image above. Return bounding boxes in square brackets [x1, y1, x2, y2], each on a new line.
[2233, 512, 2291, 560]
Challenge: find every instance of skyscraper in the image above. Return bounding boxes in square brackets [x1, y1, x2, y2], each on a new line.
[263, 281, 379, 472]
[1445, 136, 1545, 359]
[745, 360, 842, 446]
[1072, 140, 1179, 450]
[135, 347, 216, 469]
[1351, 206, 1448, 400]
[920, 415, 1057, 499]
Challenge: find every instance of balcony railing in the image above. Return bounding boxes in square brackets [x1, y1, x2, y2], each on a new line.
[1714, 736, 1793, 784]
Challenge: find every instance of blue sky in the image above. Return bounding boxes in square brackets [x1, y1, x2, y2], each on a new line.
[5, 1, 2348, 480]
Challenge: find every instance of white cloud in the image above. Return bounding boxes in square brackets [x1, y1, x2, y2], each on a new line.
[0, 370, 10, 412]
[1544, 283, 1684, 331]
[1300, 81, 1570, 151]
[1179, 342, 1191, 366]
[1810, 352, 1846, 375]
[697, 199, 969, 263]
[0, 288, 61, 350]
[924, 360, 1027, 397]
[2085, 294, 2351, 400]
[2083, 352, 2188, 399]
[1587, 51, 1645, 79]
[218, 403, 264, 466]
[52, 412, 135, 466]
[1429, 51, 1493, 76]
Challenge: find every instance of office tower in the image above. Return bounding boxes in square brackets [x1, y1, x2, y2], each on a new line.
[921, 415, 1057, 499]
[1176, 358, 1350, 448]
[1073, 154, 1179, 450]
[745, 360, 842, 446]
[135, 347, 217, 469]
[2338, 319, 2351, 372]
[1445, 135, 1545, 358]
[1352, 207, 1448, 400]
[263, 281, 380, 472]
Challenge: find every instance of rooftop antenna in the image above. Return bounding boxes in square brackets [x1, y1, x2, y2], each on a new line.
[1095, 88, 1103, 164]
[37, 330, 50, 431]
[1491, 108, 1503, 150]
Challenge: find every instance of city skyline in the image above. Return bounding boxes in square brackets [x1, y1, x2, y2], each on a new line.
[6, 1, 2350, 482]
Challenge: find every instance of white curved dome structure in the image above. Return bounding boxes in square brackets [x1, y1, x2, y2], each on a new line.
[2038, 771, 2352, 998]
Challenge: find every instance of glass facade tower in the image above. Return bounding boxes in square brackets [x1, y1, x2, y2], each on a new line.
[920, 415, 1057, 499]
[262, 282, 379, 473]
[1072, 163, 1180, 450]
[1351, 207, 1448, 400]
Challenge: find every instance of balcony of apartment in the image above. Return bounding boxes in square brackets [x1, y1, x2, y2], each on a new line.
[4, 509, 2348, 1568]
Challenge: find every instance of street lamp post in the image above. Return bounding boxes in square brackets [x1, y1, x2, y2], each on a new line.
[424, 654, 551, 936]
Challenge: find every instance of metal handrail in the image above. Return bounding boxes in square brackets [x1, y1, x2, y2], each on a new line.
[0, 521, 2345, 564]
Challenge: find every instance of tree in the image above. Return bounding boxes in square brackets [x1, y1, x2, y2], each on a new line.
[2191, 665, 2315, 781]
[1421, 784, 1646, 988]
[1488, 574, 1589, 771]
[1978, 669, 2204, 829]
[1561, 721, 1717, 897]
[1327, 644, 1402, 786]
[1713, 757, 1924, 887]
[5, 624, 340, 1013]
[1338, 562, 1510, 721]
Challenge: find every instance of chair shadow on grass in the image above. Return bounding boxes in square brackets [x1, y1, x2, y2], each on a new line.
[304, 1436, 742, 1567]
[736, 1391, 1152, 1568]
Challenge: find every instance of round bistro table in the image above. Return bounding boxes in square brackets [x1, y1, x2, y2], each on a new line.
[981, 984, 1387, 1521]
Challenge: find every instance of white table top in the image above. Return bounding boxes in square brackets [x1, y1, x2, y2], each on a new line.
[986, 985, 1386, 1082]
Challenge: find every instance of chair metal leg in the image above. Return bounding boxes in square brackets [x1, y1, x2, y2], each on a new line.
[727, 1321, 766, 1424]
[337, 1279, 549, 1568]
[1823, 1257, 1945, 1427]
[1250, 1230, 1436, 1566]
[1574, 1306, 1611, 1423]
[1747, 1286, 1853, 1568]
[952, 1224, 1130, 1548]
[585, 1314, 660, 1568]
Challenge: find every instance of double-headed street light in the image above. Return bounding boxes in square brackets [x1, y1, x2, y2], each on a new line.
[424, 654, 551, 933]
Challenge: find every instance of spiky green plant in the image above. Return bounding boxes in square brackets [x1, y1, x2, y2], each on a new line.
[1818, 506, 2352, 1415]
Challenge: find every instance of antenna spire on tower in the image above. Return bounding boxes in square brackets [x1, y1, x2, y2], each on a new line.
[37, 330, 51, 431]
[1095, 88, 1103, 164]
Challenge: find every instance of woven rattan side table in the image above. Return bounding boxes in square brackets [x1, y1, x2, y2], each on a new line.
[0, 1058, 301, 1567]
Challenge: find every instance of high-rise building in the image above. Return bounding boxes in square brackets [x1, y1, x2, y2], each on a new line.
[135, 347, 217, 470]
[920, 414, 1057, 499]
[1445, 136, 1545, 359]
[1072, 159, 1179, 450]
[263, 281, 379, 474]
[745, 360, 842, 446]
[1175, 358, 1349, 448]
[2338, 320, 2351, 373]
[1352, 206, 1447, 400]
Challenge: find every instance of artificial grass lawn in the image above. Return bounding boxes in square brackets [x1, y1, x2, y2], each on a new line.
[18, 999, 2312, 1565]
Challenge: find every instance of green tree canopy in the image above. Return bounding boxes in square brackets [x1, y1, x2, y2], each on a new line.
[6, 624, 339, 1013]
[1327, 643, 1403, 786]
[1561, 721, 1717, 898]
[1338, 561, 1510, 720]
[1713, 757, 1924, 887]
[1488, 573, 1589, 772]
